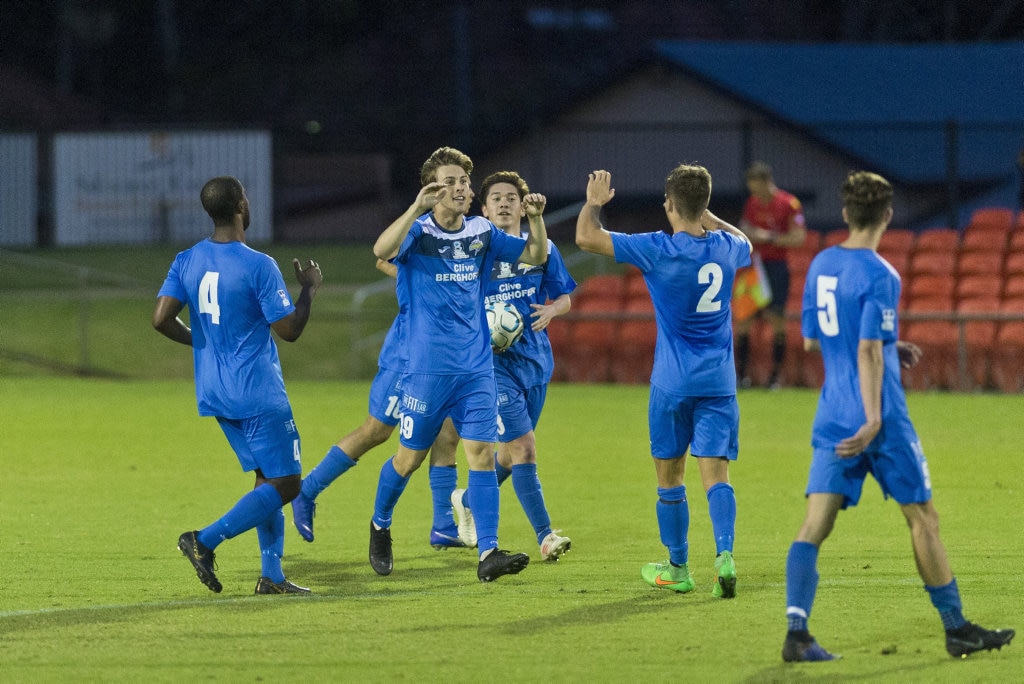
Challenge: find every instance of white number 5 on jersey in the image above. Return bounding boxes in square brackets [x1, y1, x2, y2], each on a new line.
[816, 275, 839, 336]
[199, 271, 221, 324]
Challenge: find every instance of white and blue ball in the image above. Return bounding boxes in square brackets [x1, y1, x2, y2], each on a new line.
[486, 300, 525, 351]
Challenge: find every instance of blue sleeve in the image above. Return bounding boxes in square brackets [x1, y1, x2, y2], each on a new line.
[256, 256, 295, 324]
[492, 224, 529, 263]
[611, 232, 654, 271]
[157, 253, 187, 301]
[860, 274, 899, 342]
[540, 241, 576, 299]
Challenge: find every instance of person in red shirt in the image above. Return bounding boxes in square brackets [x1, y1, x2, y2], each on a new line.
[735, 162, 807, 389]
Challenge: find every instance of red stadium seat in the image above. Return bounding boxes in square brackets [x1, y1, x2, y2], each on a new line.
[574, 274, 627, 310]
[879, 228, 915, 255]
[1002, 275, 1024, 301]
[967, 207, 1014, 234]
[991, 319, 1024, 393]
[907, 274, 955, 301]
[960, 225, 1009, 255]
[905, 294, 955, 315]
[545, 318, 572, 382]
[877, 249, 910, 277]
[956, 251, 1004, 278]
[901, 319, 959, 390]
[955, 274, 1002, 302]
[1004, 251, 1024, 277]
[611, 297, 656, 384]
[559, 296, 621, 383]
[914, 228, 959, 254]
[1009, 229, 1024, 252]
[957, 296, 1002, 390]
[908, 250, 956, 278]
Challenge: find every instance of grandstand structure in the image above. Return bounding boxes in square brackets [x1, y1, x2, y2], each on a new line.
[550, 207, 1024, 392]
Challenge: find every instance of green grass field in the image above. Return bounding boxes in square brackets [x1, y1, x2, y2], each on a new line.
[1, 379, 1020, 681]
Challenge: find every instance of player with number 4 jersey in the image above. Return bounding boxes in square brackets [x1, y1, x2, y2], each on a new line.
[576, 165, 751, 599]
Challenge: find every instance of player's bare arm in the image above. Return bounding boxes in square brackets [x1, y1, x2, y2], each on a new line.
[528, 293, 571, 332]
[703, 210, 753, 252]
[835, 338, 884, 457]
[272, 259, 322, 342]
[375, 258, 398, 279]
[373, 182, 446, 260]
[152, 296, 192, 346]
[575, 170, 616, 257]
[518, 193, 549, 265]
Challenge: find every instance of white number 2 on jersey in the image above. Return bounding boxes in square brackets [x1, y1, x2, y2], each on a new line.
[198, 271, 221, 324]
[696, 263, 724, 312]
[816, 275, 840, 336]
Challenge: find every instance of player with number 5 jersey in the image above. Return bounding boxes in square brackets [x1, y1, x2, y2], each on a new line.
[576, 165, 751, 599]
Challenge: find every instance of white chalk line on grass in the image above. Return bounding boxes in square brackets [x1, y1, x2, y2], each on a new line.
[0, 576, 925, 619]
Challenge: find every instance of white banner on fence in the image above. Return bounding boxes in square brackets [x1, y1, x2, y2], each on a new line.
[0, 134, 38, 247]
[53, 130, 272, 245]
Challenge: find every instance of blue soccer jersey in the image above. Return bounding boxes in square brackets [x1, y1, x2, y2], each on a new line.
[801, 247, 917, 448]
[485, 237, 576, 388]
[394, 213, 527, 375]
[611, 230, 751, 396]
[157, 239, 294, 418]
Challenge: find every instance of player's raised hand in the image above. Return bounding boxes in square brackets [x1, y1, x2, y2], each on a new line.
[292, 258, 322, 290]
[523, 193, 547, 217]
[414, 181, 447, 213]
[586, 170, 615, 207]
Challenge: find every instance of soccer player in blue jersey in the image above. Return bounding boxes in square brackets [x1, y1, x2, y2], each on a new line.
[576, 166, 752, 598]
[290, 259, 466, 549]
[153, 176, 321, 595]
[782, 171, 1015, 662]
[427, 170, 576, 561]
[369, 147, 549, 582]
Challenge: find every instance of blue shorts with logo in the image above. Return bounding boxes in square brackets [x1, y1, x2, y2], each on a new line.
[216, 403, 302, 479]
[368, 367, 403, 427]
[398, 369, 498, 450]
[648, 387, 739, 460]
[496, 381, 547, 443]
[805, 438, 932, 508]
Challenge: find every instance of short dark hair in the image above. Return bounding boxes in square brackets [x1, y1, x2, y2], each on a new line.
[420, 147, 473, 186]
[841, 171, 893, 228]
[200, 176, 245, 225]
[665, 164, 712, 220]
[480, 171, 529, 200]
[745, 161, 773, 182]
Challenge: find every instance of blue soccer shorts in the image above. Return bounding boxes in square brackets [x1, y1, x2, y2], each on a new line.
[496, 380, 547, 443]
[397, 369, 499, 450]
[648, 387, 739, 460]
[367, 367, 403, 427]
[216, 403, 302, 479]
[805, 438, 932, 508]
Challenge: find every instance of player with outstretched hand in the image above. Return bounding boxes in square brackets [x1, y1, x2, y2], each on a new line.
[368, 146, 548, 582]
[153, 175, 320, 595]
[782, 170, 1014, 662]
[576, 166, 751, 598]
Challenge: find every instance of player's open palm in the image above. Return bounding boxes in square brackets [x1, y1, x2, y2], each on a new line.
[587, 171, 615, 206]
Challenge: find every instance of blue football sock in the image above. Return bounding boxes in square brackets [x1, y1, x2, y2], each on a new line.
[706, 482, 736, 554]
[468, 469, 499, 555]
[256, 507, 286, 583]
[656, 485, 689, 566]
[428, 464, 458, 534]
[785, 541, 819, 632]
[494, 453, 512, 487]
[371, 457, 410, 529]
[925, 578, 967, 630]
[301, 445, 357, 500]
[198, 483, 283, 550]
[511, 463, 552, 544]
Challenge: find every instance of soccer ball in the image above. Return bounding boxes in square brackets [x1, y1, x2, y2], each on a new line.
[486, 300, 525, 351]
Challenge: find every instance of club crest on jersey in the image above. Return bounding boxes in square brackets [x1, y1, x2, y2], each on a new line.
[881, 308, 896, 331]
[452, 240, 469, 259]
[277, 290, 291, 307]
[497, 262, 516, 279]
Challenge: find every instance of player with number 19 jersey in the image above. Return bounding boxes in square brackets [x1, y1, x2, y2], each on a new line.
[801, 247, 917, 449]
[158, 239, 294, 419]
[395, 213, 528, 375]
[611, 230, 751, 396]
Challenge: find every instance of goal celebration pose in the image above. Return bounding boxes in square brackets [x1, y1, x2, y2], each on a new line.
[575, 166, 751, 597]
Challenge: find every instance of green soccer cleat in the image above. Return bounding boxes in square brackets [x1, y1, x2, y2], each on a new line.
[711, 550, 737, 598]
[641, 561, 695, 593]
